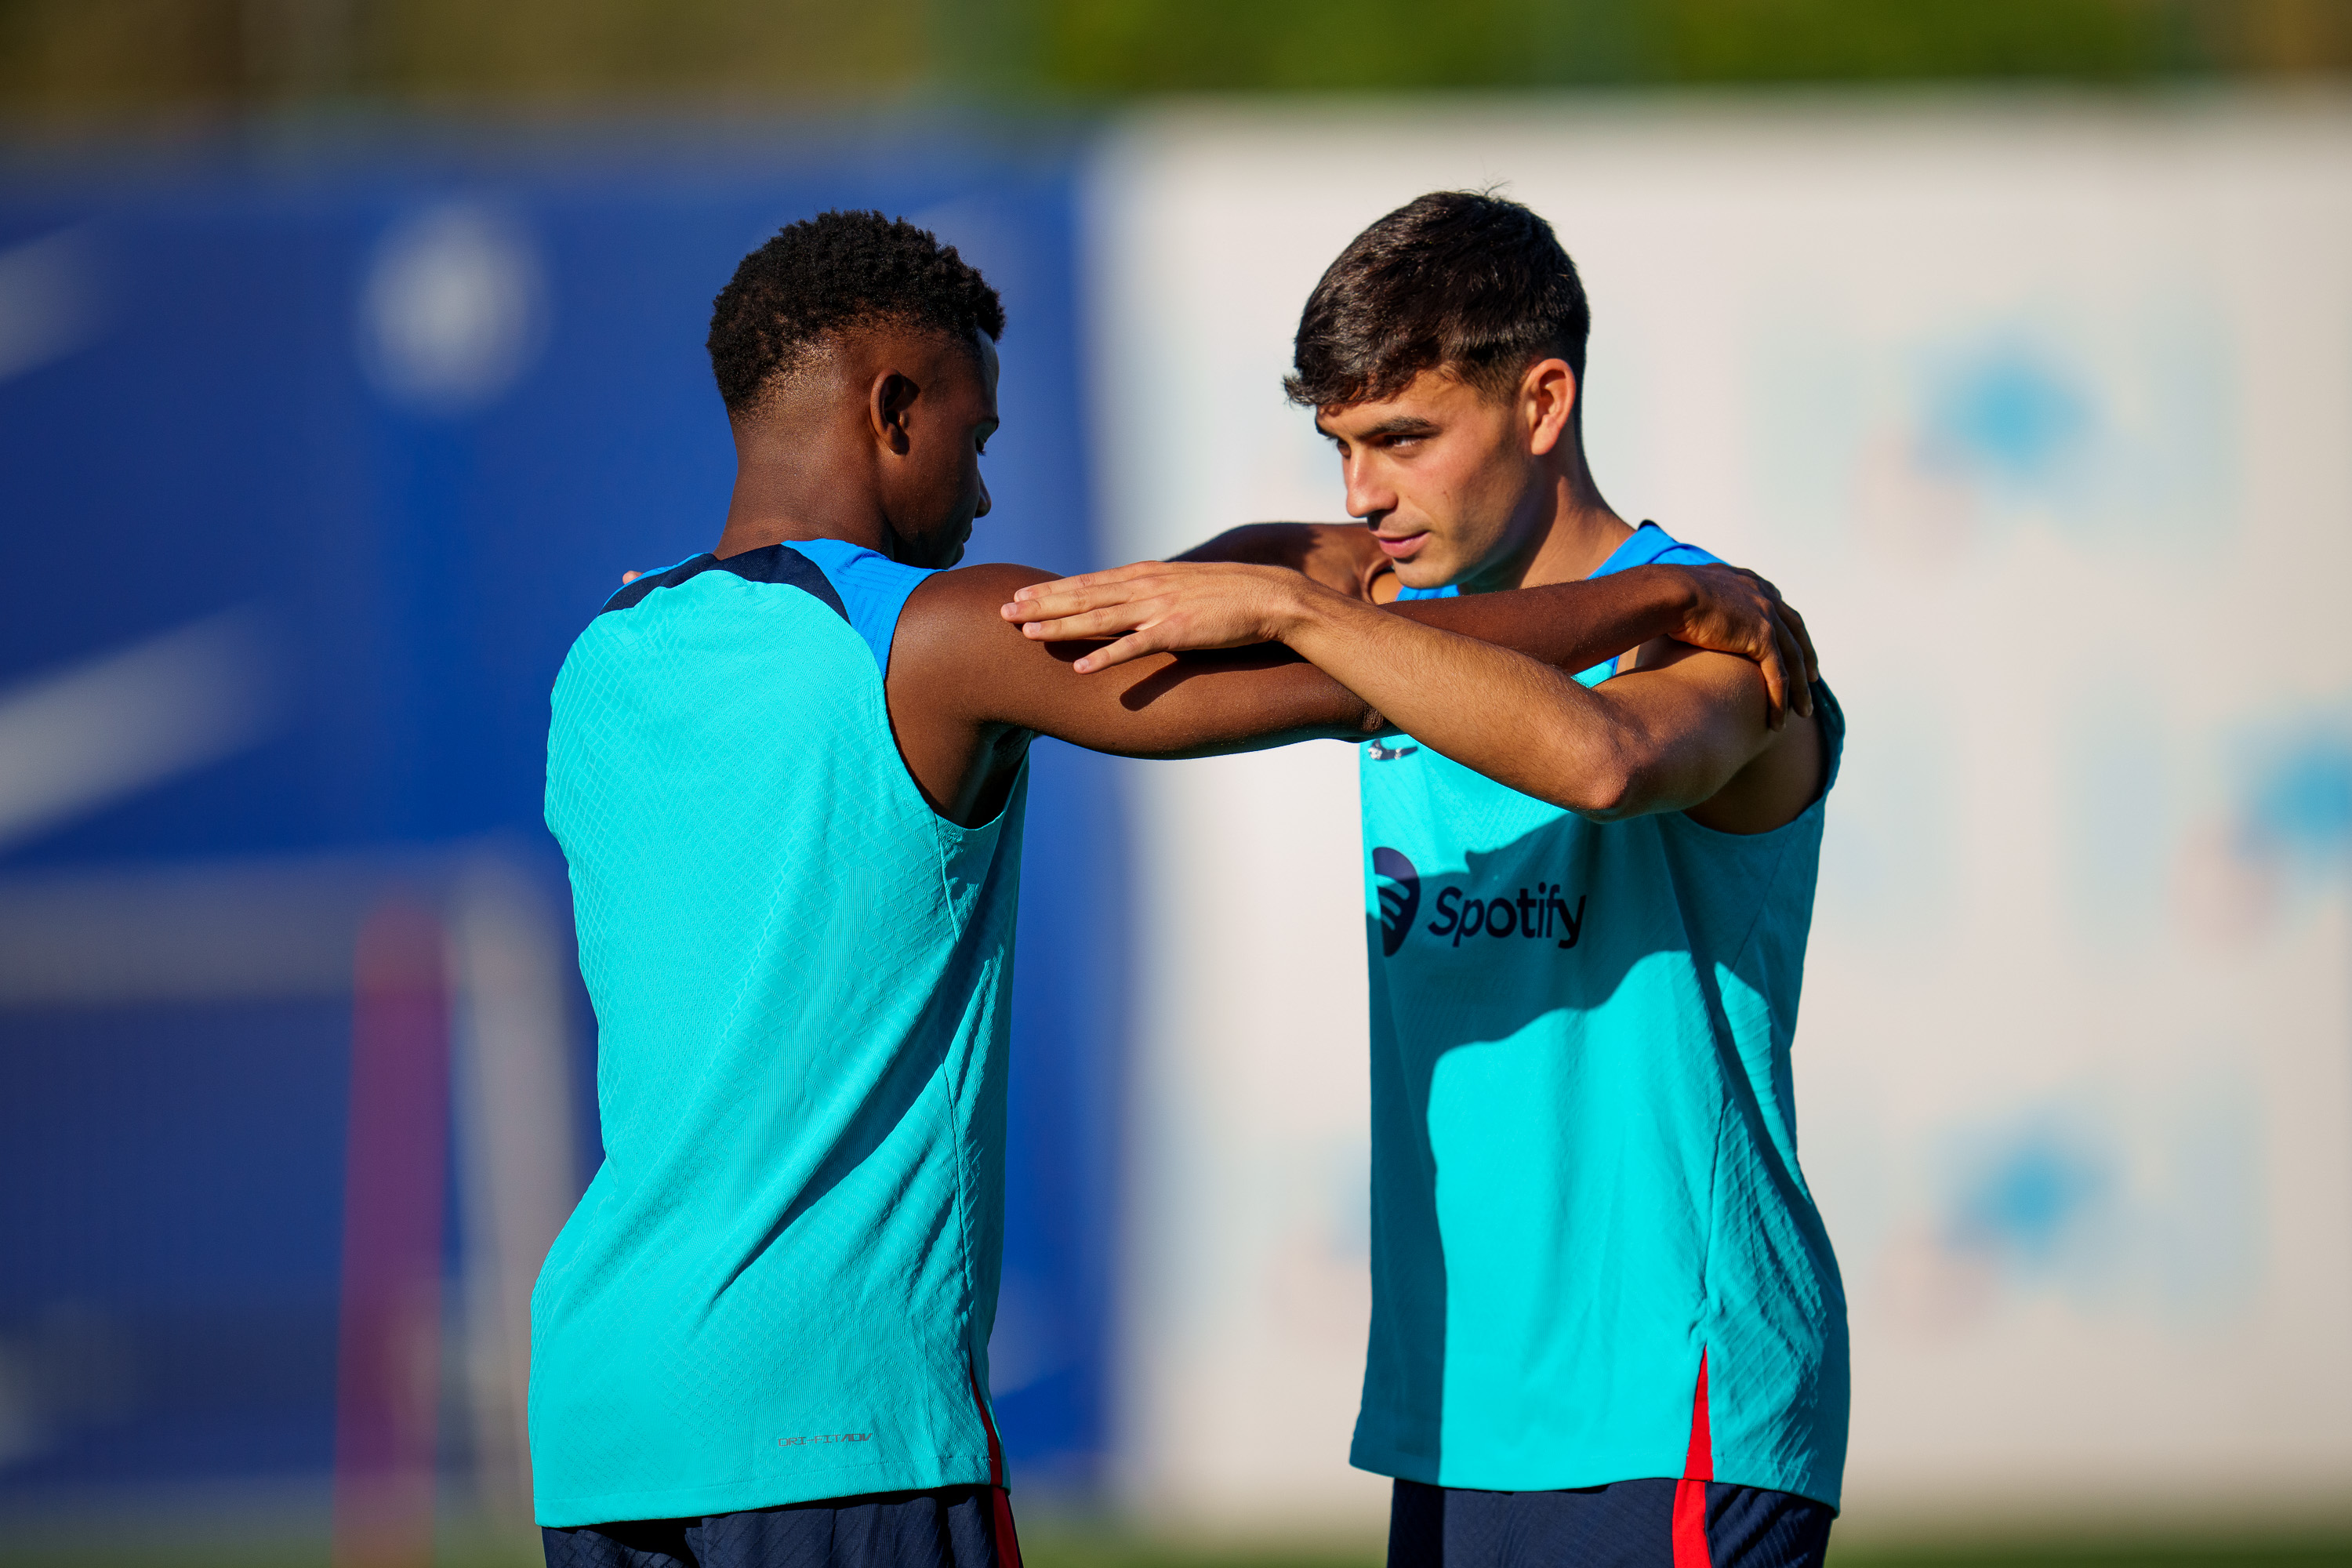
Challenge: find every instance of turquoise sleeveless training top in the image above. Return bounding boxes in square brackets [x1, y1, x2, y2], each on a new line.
[534, 538, 1025, 1526]
[1357, 523, 1849, 1508]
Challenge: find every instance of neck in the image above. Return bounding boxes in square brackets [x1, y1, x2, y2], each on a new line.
[713, 416, 894, 561]
[1461, 453, 1633, 593]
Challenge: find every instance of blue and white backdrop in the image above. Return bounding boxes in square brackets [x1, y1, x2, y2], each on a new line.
[1, 99, 2347, 1541]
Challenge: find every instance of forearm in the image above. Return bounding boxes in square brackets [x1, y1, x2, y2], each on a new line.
[1086, 558, 1684, 765]
[1181, 532, 1694, 677]
[1281, 594, 1635, 811]
[1033, 646, 1382, 759]
[1279, 588, 1756, 818]
[1382, 564, 1691, 677]
[1007, 555, 1813, 727]
[991, 556, 1802, 793]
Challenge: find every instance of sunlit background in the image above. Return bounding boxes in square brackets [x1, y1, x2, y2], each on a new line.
[5, 4, 2351, 1566]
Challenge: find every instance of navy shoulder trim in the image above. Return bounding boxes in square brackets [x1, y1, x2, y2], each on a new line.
[596, 545, 850, 623]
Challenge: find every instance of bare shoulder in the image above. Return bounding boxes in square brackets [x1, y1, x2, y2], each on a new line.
[892, 561, 1058, 662]
[887, 561, 1104, 724]
[882, 563, 1078, 826]
[913, 560, 1058, 612]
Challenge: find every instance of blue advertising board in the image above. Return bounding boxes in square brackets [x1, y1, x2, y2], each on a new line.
[0, 124, 1121, 1512]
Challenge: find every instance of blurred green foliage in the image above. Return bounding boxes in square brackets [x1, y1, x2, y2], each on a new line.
[0, 0, 2347, 122]
[0, 0, 934, 120]
[1031, 0, 2204, 91]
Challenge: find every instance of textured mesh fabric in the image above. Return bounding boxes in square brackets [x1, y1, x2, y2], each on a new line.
[534, 546, 1026, 1526]
[1356, 524, 1849, 1506]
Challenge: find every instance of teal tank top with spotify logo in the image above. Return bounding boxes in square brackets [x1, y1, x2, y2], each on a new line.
[1361, 523, 1849, 1508]
[535, 537, 1025, 1526]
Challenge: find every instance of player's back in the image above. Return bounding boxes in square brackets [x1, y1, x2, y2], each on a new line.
[532, 540, 1025, 1526]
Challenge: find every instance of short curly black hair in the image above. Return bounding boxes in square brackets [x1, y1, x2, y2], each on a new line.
[1287, 191, 1588, 412]
[707, 209, 1006, 413]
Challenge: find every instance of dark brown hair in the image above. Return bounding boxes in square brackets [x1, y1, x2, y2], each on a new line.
[1286, 191, 1590, 411]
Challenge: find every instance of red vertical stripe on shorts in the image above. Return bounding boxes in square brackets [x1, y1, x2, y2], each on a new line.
[1671, 1350, 1713, 1568]
[970, 1363, 1025, 1568]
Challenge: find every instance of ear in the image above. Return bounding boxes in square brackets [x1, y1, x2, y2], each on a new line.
[1522, 358, 1577, 458]
[869, 369, 919, 456]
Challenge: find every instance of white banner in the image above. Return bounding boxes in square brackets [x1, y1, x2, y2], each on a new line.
[1084, 99, 2352, 1531]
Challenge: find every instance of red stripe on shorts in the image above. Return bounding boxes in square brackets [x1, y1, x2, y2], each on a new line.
[1671, 1349, 1713, 1568]
[970, 1363, 1025, 1568]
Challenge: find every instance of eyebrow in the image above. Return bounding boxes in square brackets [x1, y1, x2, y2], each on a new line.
[1316, 415, 1442, 441]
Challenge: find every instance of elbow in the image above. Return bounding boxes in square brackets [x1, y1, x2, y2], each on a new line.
[1555, 745, 1650, 822]
[1566, 774, 1639, 822]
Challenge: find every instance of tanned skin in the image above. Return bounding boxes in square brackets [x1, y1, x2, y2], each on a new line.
[1004, 355, 1826, 834]
[713, 324, 1817, 829]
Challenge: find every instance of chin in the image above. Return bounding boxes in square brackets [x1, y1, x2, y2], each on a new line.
[1393, 554, 1460, 593]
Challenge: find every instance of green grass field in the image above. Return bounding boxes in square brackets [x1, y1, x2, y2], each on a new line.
[2, 1523, 2349, 1568]
[1014, 1530, 2352, 1568]
[1030, 1541, 2352, 1568]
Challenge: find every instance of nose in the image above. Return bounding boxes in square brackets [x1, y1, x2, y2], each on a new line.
[974, 472, 993, 520]
[1341, 450, 1393, 524]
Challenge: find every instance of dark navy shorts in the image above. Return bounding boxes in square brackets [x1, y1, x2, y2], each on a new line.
[1388, 1476, 1832, 1568]
[542, 1484, 1019, 1568]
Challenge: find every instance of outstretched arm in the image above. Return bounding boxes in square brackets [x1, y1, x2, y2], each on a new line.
[1269, 593, 1816, 824]
[1170, 522, 1819, 721]
[998, 560, 1824, 828]
[883, 559, 1796, 826]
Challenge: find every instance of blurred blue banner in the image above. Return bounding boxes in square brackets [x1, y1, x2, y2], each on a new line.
[0, 125, 1121, 1520]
